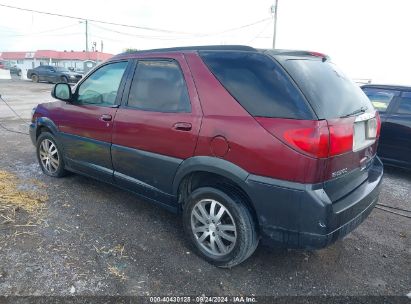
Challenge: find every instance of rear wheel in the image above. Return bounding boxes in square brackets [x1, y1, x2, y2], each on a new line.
[31, 74, 38, 83]
[36, 132, 67, 177]
[60, 76, 68, 83]
[183, 187, 258, 268]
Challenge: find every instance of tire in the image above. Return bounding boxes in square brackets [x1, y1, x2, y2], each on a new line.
[61, 76, 68, 83]
[31, 74, 39, 83]
[36, 132, 67, 178]
[183, 187, 259, 268]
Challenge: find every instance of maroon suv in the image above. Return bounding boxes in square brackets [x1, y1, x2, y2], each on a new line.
[30, 45, 383, 267]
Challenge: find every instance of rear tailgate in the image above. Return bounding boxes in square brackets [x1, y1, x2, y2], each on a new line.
[270, 53, 379, 202]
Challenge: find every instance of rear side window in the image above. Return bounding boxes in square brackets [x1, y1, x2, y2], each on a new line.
[276, 57, 374, 119]
[362, 88, 395, 112]
[127, 60, 191, 113]
[200, 51, 313, 119]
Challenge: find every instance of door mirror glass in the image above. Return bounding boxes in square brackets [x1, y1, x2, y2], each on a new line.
[52, 83, 72, 101]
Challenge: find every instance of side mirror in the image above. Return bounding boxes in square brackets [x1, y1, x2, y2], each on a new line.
[52, 83, 72, 102]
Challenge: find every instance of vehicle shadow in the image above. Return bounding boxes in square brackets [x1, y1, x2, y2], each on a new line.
[383, 164, 411, 180]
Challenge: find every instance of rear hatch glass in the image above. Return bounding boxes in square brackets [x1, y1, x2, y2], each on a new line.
[273, 56, 374, 119]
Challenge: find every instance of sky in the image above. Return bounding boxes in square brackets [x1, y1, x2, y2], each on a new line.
[0, 0, 410, 85]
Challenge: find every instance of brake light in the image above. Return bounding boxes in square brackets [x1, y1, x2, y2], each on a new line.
[255, 117, 355, 159]
[308, 51, 327, 58]
[283, 124, 329, 158]
[375, 111, 381, 137]
[328, 123, 354, 156]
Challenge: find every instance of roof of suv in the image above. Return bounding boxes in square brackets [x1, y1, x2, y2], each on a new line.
[111, 45, 327, 60]
[361, 84, 411, 91]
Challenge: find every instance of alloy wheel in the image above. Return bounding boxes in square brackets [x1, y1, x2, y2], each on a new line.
[191, 199, 237, 256]
[39, 139, 60, 174]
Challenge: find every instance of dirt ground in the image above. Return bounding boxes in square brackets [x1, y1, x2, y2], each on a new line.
[0, 79, 410, 301]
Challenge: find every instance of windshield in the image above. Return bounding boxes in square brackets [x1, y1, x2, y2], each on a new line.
[274, 57, 374, 119]
[55, 67, 69, 72]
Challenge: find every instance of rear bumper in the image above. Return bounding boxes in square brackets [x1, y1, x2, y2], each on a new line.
[246, 156, 383, 249]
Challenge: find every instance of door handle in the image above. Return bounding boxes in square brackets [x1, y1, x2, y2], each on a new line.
[100, 114, 112, 122]
[173, 122, 192, 131]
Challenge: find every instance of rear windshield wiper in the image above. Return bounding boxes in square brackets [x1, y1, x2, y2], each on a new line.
[340, 106, 367, 118]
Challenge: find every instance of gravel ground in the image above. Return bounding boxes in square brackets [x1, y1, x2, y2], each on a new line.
[0, 79, 410, 301]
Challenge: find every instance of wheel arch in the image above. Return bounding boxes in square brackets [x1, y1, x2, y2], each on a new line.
[173, 156, 259, 227]
[35, 117, 59, 141]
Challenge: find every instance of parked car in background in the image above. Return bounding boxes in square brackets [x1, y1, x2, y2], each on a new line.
[27, 65, 82, 83]
[30, 45, 383, 267]
[7, 64, 22, 76]
[362, 84, 411, 170]
[0, 60, 6, 69]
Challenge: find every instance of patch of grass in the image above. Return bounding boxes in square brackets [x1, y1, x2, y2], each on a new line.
[0, 170, 48, 226]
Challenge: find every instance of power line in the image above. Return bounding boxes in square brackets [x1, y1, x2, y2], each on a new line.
[0, 3, 272, 39]
[375, 206, 411, 219]
[248, 19, 272, 43]
[0, 3, 196, 34]
[0, 95, 30, 124]
[376, 203, 411, 214]
[1, 23, 80, 37]
[92, 17, 272, 42]
[0, 122, 29, 135]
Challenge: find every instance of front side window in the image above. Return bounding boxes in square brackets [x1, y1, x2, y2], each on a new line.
[77, 61, 128, 106]
[362, 89, 396, 112]
[127, 60, 191, 112]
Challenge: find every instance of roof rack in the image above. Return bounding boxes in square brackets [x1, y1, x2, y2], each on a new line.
[117, 45, 256, 56]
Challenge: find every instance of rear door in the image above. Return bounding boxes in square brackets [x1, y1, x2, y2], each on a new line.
[111, 55, 202, 204]
[382, 92, 411, 167]
[57, 60, 130, 182]
[37, 66, 48, 81]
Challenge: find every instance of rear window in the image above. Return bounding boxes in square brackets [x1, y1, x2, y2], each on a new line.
[199, 51, 313, 119]
[275, 57, 374, 119]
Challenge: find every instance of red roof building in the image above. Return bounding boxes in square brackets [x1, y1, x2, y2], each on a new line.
[0, 50, 113, 72]
[0, 50, 113, 61]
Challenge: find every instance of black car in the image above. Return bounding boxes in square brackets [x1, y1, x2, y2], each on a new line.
[27, 65, 82, 84]
[362, 84, 411, 170]
[9, 65, 22, 76]
[0, 61, 21, 76]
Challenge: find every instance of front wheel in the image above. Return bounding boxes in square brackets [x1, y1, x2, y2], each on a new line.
[183, 187, 259, 268]
[31, 74, 38, 83]
[60, 76, 68, 83]
[36, 132, 67, 177]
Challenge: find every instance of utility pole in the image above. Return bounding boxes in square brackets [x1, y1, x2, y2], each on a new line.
[271, 0, 278, 49]
[85, 20, 89, 52]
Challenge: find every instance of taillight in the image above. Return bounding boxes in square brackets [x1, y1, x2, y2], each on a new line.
[375, 111, 381, 137]
[328, 122, 354, 156]
[256, 117, 355, 159]
[283, 123, 329, 158]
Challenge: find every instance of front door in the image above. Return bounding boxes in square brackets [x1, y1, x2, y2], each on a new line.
[57, 60, 129, 182]
[362, 87, 399, 160]
[383, 92, 411, 167]
[111, 57, 202, 205]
